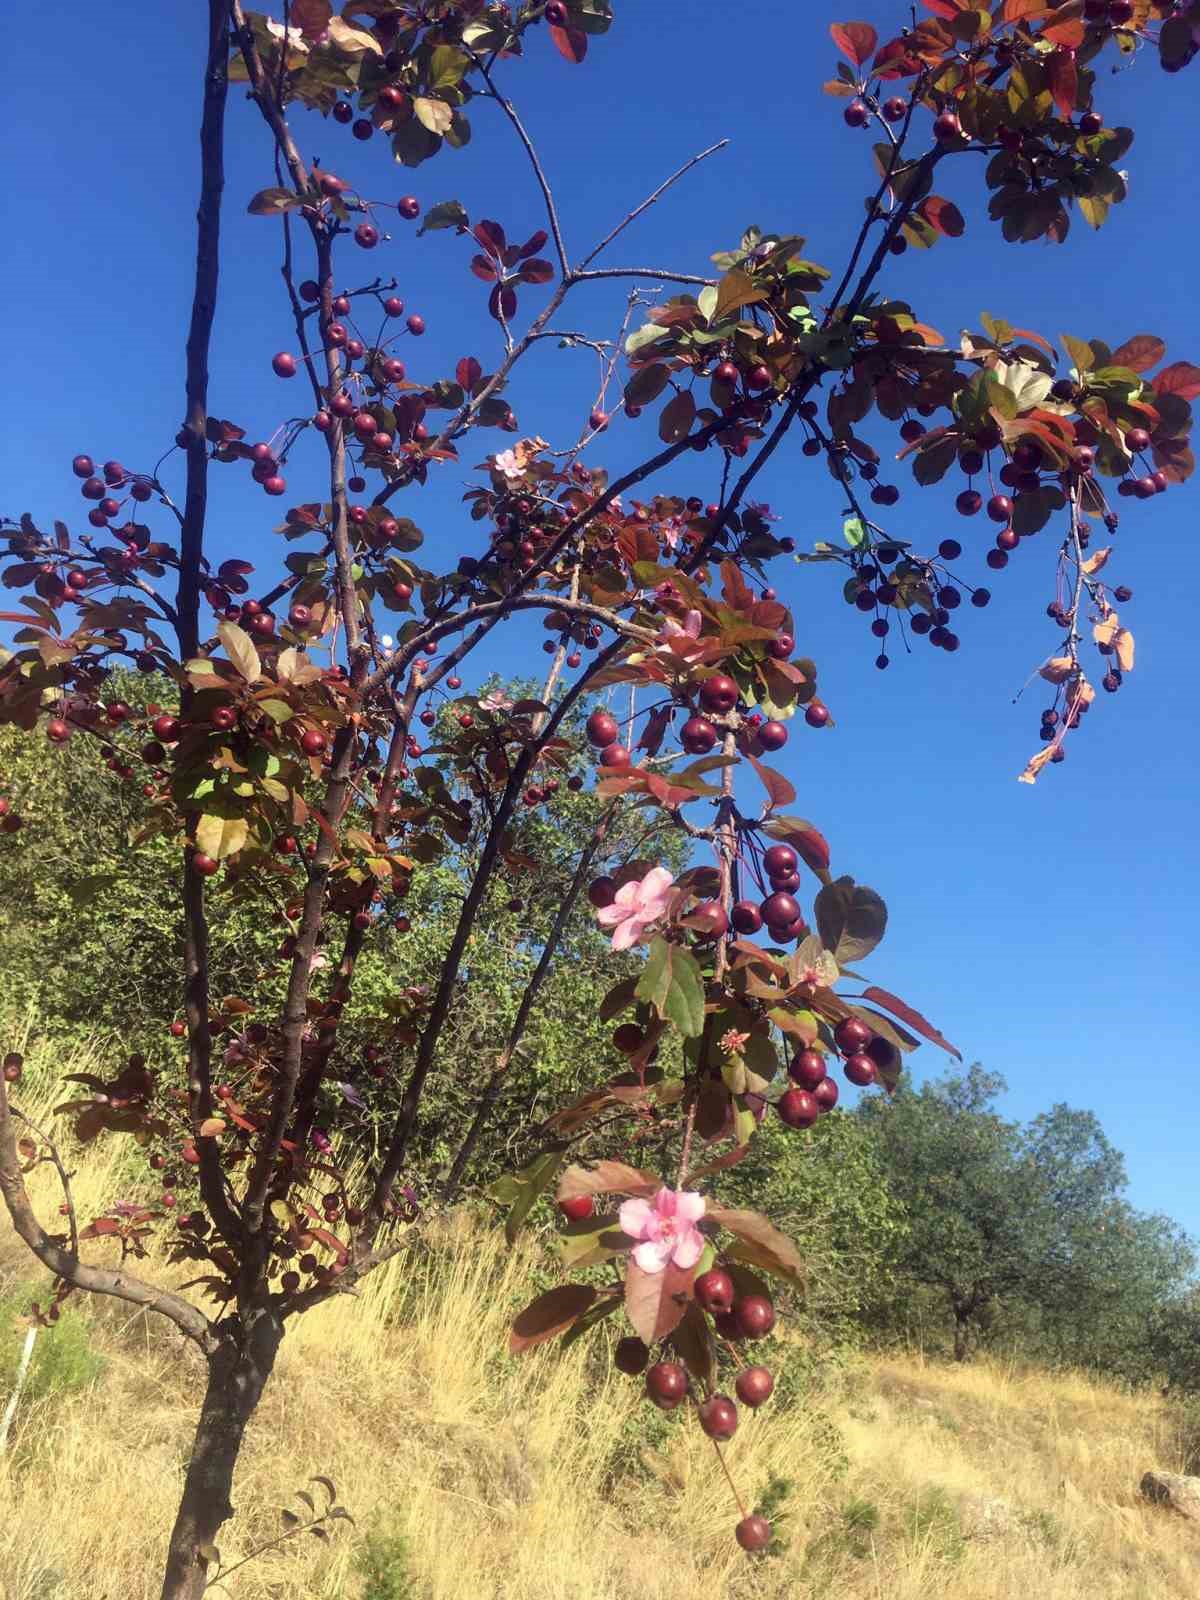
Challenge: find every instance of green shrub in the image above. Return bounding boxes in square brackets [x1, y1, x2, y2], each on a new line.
[0, 1283, 105, 1403]
[355, 1526, 418, 1600]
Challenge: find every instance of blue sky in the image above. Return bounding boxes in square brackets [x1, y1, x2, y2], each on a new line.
[5, 4, 1198, 1230]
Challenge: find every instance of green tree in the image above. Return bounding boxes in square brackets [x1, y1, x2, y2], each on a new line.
[720, 1108, 905, 1338]
[860, 1069, 1196, 1367]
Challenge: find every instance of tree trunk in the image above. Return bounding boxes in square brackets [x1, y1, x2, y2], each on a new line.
[159, 1313, 282, 1600]
[953, 1309, 972, 1362]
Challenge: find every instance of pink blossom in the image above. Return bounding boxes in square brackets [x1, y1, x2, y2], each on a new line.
[595, 866, 674, 951]
[618, 1186, 707, 1274]
[493, 448, 525, 482]
[659, 608, 703, 642]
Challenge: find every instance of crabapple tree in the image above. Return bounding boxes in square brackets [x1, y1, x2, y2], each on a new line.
[1, 1, 1197, 1593]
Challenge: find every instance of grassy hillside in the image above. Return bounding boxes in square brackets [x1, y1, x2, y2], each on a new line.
[2, 1037, 1198, 1600]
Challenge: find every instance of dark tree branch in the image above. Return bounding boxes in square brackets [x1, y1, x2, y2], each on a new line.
[369, 630, 628, 1214]
[8, 1104, 79, 1259]
[572, 267, 716, 287]
[178, 0, 242, 1252]
[440, 809, 615, 1200]
[468, 50, 570, 278]
[0, 1076, 213, 1349]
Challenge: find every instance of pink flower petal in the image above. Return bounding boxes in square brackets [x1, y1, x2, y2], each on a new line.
[673, 1190, 707, 1225]
[632, 1237, 673, 1274]
[610, 918, 642, 952]
[618, 1197, 654, 1237]
[595, 904, 627, 928]
[670, 1226, 706, 1271]
[640, 867, 675, 900]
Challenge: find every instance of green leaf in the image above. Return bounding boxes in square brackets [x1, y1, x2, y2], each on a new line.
[491, 1148, 566, 1246]
[637, 938, 705, 1037]
[623, 364, 671, 408]
[558, 1216, 634, 1268]
[257, 698, 294, 724]
[417, 199, 469, 236]
[196, 813, 248, 861]
[413, 96, 454, 136]
[216, 621, 261, 683]
[814, 876, 888, 963]
[1061, 333, 1096, 376]
[843, 515, 867, 549]
[247, 187, 303, 216]
[429, 44, 469, 89]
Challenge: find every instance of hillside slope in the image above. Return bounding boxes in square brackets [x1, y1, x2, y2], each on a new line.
[1, 1053, 1198, 1599]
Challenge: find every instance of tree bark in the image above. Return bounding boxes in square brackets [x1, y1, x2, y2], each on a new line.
[159, 1314, 282, 1600]
[953, 1307, 972, 1362]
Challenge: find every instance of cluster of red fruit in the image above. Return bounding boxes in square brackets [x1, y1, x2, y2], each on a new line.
[584, 670, 826, 778]
[779, 1016, 880, 1128]
[730, 840, 811, 945]
[71, 453, 156, 529]
[609, 1253, 779, 1553]
[267, 257, 427, 500]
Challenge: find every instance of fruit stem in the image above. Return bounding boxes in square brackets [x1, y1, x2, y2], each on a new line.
[710, 1436, 748, 1520]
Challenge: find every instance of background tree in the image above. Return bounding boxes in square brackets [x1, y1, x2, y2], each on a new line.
[859, 1067, 1195, 1363]
[0, 2, 1197, 1593]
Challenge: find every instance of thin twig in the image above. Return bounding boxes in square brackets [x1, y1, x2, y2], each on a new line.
[469, 51, 570, 278]
[577, 140, 729, 269]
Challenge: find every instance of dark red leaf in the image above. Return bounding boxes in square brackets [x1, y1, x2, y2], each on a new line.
[1153, 362, 1200, 402]
[518, 229, 549, 260]
[721, 558, 755, 612]
[472, 219, 507, 258]
[549, 23, 587, 62]
[518, 258, 555, 285]
[860, 985, 961, 1059]
[470, 254, 498, 282]
[488, 282, 518, 322]
[747, 753, 796, 811]
[510, 1283, 598, 1353]
[456, 356, 483, 390]
[637, 705, 673, 756]
[873, 36, 922, 77]
[82, 1217, 122, 1237]
[291, 0, 332, 38]
[1109, 335, 1166, 375]
[625, 1259, 695, 1345]
[557, 1160, 661, 1201]
[309, 1226, 348, 1260]
[830, 20, 878, 65]
[1046, 47, 1078, 118]
[919, 195, 965, 238]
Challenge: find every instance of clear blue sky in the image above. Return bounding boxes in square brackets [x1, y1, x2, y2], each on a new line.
[5, 5, 1197, 1230]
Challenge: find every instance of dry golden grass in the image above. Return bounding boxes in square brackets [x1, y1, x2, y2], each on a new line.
[1, 1035, 1198, 1599]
